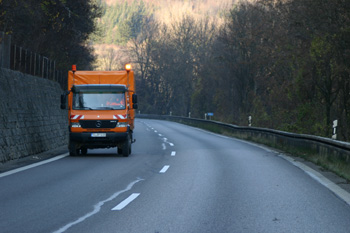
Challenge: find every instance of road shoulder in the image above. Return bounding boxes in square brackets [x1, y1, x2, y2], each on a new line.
[0, 145, 68, 174]
[230, 136, 350, 204]
[279, 153, 350, 206]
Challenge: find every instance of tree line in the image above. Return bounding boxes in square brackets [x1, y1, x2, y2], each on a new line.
[96, 0, 152, 45]
[2, 0, 350, 141]
[127, 0, 350, 140]
[0, 0, 102, 70]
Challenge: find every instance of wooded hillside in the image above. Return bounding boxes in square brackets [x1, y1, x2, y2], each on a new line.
[99, 0, 350, 141]
[2, 0, 350, 141]
[93, 0, 232, 70]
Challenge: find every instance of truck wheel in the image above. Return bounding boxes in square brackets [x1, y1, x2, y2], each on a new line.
[81, 148, 87, 155]
[117, 147, 122, 155]
[122, 134, 131, 157]
[69, 142, 79, 156]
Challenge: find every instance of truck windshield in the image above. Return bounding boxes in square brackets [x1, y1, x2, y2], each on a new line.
[73, 92, 126, 110]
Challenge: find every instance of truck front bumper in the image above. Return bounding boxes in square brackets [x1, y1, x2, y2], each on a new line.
[70, 132, 128, 149]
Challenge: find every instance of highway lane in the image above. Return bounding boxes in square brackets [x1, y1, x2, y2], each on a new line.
[1, 119, 350, 233]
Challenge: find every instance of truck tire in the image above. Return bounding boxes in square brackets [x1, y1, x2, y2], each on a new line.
[117, 147, 122, 155]
[81, 148, 87, 155]
[122, 133, 131, 157]
[69, 142, 79, 156]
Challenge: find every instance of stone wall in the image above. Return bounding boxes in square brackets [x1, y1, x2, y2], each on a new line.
[0, 68, 67, 162]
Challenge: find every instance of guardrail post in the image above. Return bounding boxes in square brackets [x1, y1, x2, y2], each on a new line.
[24, 49, 28, 73]
[38, 55, 41, 77]
[13, 45, 17, 70]
[52, 60, 56, 81]
[34, 53, 37, 76]
[29, 51, 33, 75]
[19, 47, 22, 72]
[42, 56, 45, 78]
[0, 32, 11, 69]
[0, 31, 3, 68]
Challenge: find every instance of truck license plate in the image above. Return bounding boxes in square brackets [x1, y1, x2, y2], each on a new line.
[91, 133, 106, 137]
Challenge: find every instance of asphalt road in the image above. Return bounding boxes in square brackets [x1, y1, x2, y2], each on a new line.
[1, 119, 350, 233]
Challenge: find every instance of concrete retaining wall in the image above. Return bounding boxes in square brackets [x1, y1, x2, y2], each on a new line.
[0, 68, 67, 162]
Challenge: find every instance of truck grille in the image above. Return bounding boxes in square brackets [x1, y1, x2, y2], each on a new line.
[79, 120, 117, 129]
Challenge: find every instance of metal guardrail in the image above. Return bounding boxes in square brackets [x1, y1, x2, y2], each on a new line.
[137, 114, 350, 163]
[0, 31, 67, 90]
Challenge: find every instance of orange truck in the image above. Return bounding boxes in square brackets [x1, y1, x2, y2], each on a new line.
[60, 64, 137, 157]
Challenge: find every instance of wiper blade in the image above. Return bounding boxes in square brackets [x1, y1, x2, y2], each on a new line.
[96, 107, 115, 110]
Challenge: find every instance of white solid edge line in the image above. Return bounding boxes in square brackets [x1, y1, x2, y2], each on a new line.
[0, 153, 69, 178]
[279, 154, 350, 206]
[111, 193, 140, 211]
[159, 165, 170, 173]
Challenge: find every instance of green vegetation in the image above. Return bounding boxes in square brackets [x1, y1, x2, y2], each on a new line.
[97, 0, 153, 45]
[0, 0, 103, 70]
[3, 0, 350, 144]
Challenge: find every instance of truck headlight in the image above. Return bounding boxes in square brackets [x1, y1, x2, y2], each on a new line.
[117, 122, 128, 127]
[71, 122, 81, 128]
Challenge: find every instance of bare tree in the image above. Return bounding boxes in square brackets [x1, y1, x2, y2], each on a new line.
[100, 47, 119, 71]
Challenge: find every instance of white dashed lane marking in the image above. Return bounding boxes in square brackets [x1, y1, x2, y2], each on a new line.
[111, 193, 140, 211]
[159, 165, 170, 173]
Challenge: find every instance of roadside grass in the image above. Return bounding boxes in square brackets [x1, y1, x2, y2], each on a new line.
[306, 153, 350, 182]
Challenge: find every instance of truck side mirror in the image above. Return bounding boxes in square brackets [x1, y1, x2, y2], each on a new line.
[60, 94, 67, 109]
[132, 94, 138, 104]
